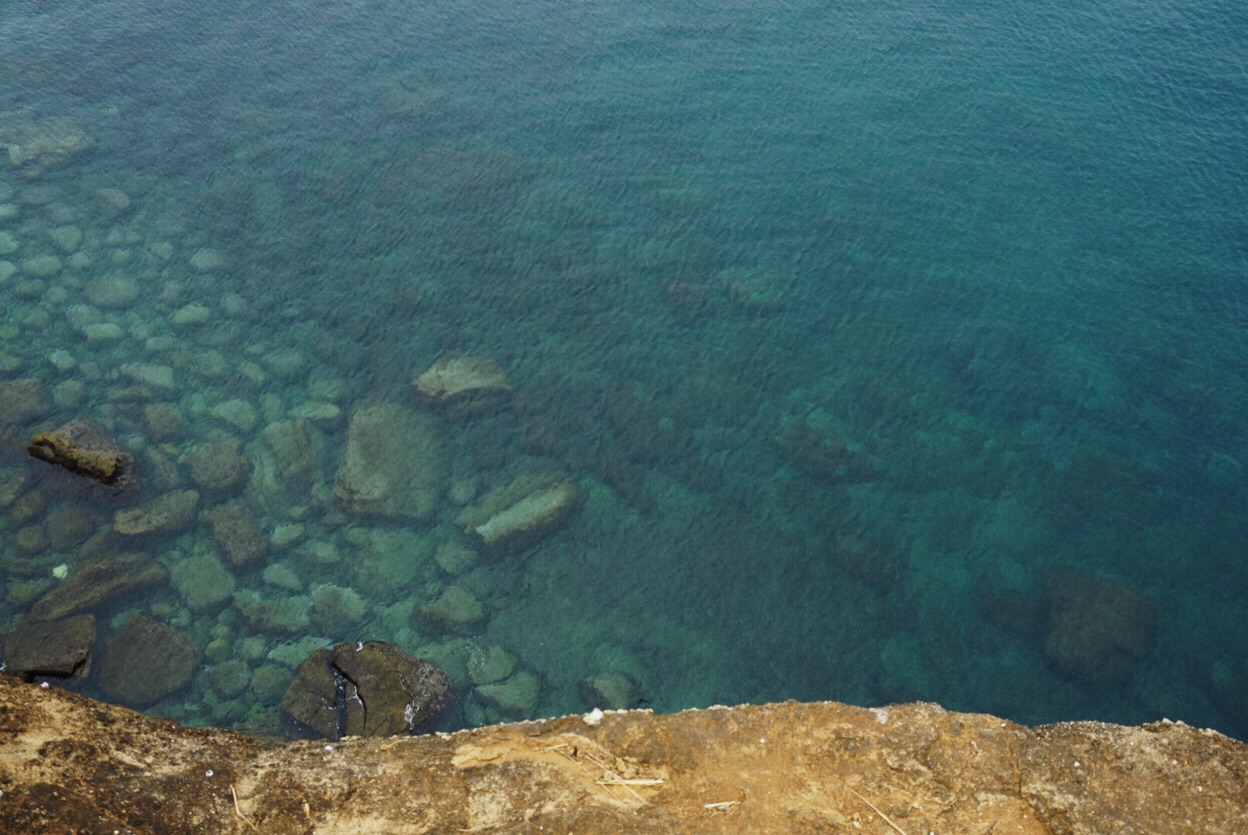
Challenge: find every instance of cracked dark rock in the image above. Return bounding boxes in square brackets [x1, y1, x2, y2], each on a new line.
[279, 641, 455, 739]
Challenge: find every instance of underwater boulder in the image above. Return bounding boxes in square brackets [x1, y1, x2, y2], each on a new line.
[96, 616, 200, 708]
[112, 489, 199, 537]
[456, 471, 584, 553]
[186, 440, 252, 498]
[412, 353, 512, 419]
[580, 670, 638, 711]
[416, 586, 485, 633]
[776, 411, 874, 483]
[44, 507, 97, 552]
[334, 402, 446, 521]
[474, 670, 541, 720]
[5, 118, 93, 174]
[1, 379, 52, 425]
[1042, 567, 1157, 685]
[29, 553, 168, 622]
[208, 501, 269, 570]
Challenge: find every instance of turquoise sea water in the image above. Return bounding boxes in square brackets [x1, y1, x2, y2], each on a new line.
[1, 0, 1246, 738]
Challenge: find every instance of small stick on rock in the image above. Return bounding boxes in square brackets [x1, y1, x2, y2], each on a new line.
[848, 787, 908, 835]
[231, 783, 259, 832]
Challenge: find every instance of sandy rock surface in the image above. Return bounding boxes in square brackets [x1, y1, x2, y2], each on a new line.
[1, 676, 1245, 833]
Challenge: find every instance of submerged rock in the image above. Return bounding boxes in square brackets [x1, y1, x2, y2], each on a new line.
[475, 670, 541, 719]
[457, 472, 584, 553]
[83, 274, 138, 310]
[95, 616, 200, 708]
[169, 553, 236, 613]
[112, 490, 199, 537]
[309, 584, 368, 634]
[417, 586, 484, 632]
[412, 353, 512, 418]
[20, 255, 60, 278]
[118, 363, 176, 394]
[14, 526, 46, 555]
[3, 615, 96, 679]
[232, 590, 312, 635]
[260, 419, 318, 491]
[28, 553, 168, 621]
[188, 248, 228, 272]
[6, 489, 47, 527]
[776, 411, 874, 483]
[334, 402, 446, 521]
[1043, 567, 1157, 685]
[0, 379, 52, 425]
[208, 501, 269, 569]
[280, 642, 455, 739]
[93, 187, 132, 218]
[5, 118, 93, 173]
[186, 440, 251, 498]
[29, 419, 139, 491]
[581, 670, 639, 711]
[467, 645, 517, 686]
[205, 659, 251, 700]
[719, 266, 789, 315]
[210, 398, 259, 433]
[142, 404, 183, 444]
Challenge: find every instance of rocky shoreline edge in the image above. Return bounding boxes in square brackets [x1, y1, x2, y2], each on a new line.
[1, 674, 1245, 833]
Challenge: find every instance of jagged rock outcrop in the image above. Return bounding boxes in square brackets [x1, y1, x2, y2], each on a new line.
[1, 676, 1245, 834]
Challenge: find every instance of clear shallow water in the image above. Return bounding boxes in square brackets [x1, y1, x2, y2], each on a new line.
[1, 0, 1246, 738]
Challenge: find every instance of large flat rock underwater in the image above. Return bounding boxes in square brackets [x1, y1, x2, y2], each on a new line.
[0, 675, 1244, 833]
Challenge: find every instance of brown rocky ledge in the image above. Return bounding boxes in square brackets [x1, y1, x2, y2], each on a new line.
[0, 675, 1245, 834]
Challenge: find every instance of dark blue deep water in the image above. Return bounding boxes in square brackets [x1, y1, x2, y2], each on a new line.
[1, 0, 1246, 740]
